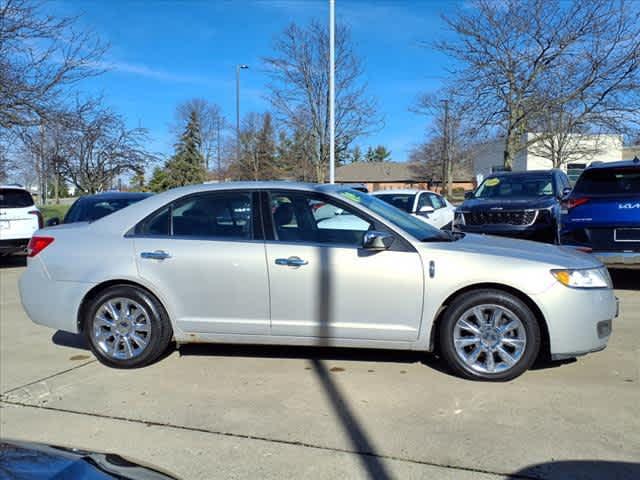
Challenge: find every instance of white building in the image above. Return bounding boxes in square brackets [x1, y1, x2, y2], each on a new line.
[472, 133, 638, 183]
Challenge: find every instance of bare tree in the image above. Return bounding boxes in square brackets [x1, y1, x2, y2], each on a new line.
[172, 98, 226, 175]
[229, 112, 278, 181]
[52, 101, 155, 194]
[264, 21, 381, 182]
[435, 0, 640, 169]
[412, 93, 472, 196]
[0, 0, 107, 131]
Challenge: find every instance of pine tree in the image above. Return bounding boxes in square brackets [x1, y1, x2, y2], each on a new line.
[350, 145, 363, 163]
[365, 145, 391, 162]
[163, 111, 206, 188]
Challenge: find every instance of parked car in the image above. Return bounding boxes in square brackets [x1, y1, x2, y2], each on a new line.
[560, 158, 640, 269]
[19, 182, 617, 381]
[0, 440, 177, 479]
[454, 169, 571, 243]
[371, 189, 456, 229]
[0, 185, 42, 256]
[47, 191, 153, 226]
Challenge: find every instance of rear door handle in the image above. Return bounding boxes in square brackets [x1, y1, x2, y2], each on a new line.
[275, 256, 308, 267]
[141, 250, 171, 260]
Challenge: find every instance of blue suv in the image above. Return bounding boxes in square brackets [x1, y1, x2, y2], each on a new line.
[560, 158, 640, 269]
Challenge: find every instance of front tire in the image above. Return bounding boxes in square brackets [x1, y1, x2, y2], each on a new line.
[83, 285, 173, 368]
[439, 289, 541, 381]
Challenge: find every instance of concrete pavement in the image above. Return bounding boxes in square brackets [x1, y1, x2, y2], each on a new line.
[1, 260, 638, 479]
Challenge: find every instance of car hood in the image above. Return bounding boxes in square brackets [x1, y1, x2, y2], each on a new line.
[459, 196, 556, 211]
[0, 440, 178, 480]
[433, 233, 601, 269]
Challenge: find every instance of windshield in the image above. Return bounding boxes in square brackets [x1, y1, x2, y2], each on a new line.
[337, 189, 449, 241]
[0, 189, 34, 208]
[573, 167, 640, 196]
[473, 175, 554, 199]
[373, 194, 416, 213]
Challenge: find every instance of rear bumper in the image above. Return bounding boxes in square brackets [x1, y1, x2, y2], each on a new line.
[0, 238, 29, 255]
[19, 257, 94, 333]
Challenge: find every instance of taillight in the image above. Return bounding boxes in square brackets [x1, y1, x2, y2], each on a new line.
[27, 236, 54, 257]
[28, 210, 44, 229]
[564, 197, 590, 210]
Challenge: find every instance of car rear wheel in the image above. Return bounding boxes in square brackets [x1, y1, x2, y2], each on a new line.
[84, 285, 173, 368]
[439, 289, 541, 381]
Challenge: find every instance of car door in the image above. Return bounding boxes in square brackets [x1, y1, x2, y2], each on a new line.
[132, 190, 270, 335]
[264, 190, 424, 342]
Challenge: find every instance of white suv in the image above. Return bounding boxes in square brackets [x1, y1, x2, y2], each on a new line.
[0, 186, 42, 256]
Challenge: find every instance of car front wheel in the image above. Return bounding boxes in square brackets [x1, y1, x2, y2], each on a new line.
[439, 289, 541, 381]
[84, 285, 173, 368]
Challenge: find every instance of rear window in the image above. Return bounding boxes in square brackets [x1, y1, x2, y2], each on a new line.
[573, 168, 640, 195]
[0, 188, 34, 208]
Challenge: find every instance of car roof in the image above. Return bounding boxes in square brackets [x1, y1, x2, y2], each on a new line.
[486, 170, 558, 178]
[585, 158, 640, 170]
[0, 184, 30, 191]
[371, 189, 436, 195]
[76, 191, 153, 201]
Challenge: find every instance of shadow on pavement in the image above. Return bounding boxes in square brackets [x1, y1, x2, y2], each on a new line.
[0, 256, 26, 269]
[508, 460, 640, 480]
[610, 269, 639, 291]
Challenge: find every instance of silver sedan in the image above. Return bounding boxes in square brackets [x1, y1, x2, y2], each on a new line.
[19, 182, 617, 381]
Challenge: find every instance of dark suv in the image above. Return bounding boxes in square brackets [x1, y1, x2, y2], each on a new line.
[560, 158, 640, 269]
[454, 169, 571, 243]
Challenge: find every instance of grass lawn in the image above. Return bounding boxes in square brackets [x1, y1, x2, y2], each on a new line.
[39, 204, 71, 223]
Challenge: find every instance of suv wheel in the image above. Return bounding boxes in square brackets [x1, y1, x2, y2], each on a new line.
[439, 289, 541, 381]
[84, 285, 173, 368]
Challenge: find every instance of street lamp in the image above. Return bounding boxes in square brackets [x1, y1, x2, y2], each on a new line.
[236, 64, 249, 163]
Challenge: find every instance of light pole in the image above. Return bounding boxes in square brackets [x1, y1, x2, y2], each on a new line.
[328, 0, 335, 184]
[236, 64, 249, 164]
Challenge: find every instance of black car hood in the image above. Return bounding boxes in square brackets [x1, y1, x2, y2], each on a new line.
[0, 440, 178, 480]
[459, 196, 556, 211]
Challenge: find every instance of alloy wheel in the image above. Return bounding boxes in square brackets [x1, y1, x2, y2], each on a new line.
[453, 304, 527, 374]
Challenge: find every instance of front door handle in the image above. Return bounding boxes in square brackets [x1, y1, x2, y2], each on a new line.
[275, 256, 308, 267]
[141, 250, 171, 260]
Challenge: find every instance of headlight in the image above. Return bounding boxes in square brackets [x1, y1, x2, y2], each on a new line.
[551, 267, 612, 289]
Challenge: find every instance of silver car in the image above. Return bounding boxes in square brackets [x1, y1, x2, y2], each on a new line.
[19, 182, 617, 381]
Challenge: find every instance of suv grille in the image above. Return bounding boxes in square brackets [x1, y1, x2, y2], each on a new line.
[465, 210, 537, 226]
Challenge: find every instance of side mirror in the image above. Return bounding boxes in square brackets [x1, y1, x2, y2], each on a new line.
[46, 217, 60, 227]
[561, 187, 572, 198]
[417, 205, 435, 216]
[362, 231, 394, 251]
[464, 191, 474, 200]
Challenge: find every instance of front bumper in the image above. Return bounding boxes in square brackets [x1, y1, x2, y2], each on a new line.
[533, 283, 617, 360]
[457, 223, 555, 242]
[595, 251, 640, 269]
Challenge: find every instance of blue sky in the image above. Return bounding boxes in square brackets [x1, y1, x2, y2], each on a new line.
[54, 0, 459, 164]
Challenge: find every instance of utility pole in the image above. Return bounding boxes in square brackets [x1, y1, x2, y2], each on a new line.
[217, 116, 222, 181]
[441, 99, 450, 198]
[328, 0, 336, 184]
[236, 64, 249, 165]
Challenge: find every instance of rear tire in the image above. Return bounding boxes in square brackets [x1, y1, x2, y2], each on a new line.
[83, 285, 173, 368]
[438, 289, 541, 381]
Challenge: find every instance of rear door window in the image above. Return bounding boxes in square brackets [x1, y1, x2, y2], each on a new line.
[135, 192, 254, 239]
[0, 189, 34, 208]
[574, 168, 640, 195]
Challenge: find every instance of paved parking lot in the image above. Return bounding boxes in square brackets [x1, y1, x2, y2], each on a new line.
[1, 257, 638, 479]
